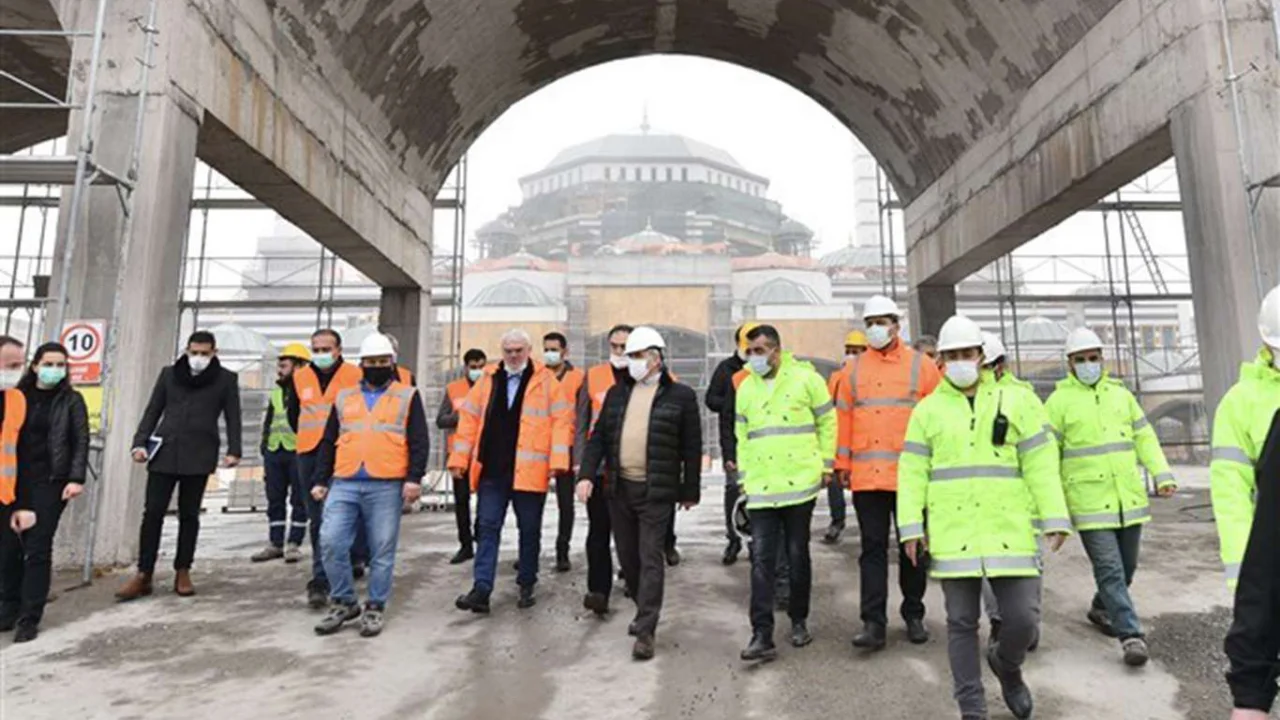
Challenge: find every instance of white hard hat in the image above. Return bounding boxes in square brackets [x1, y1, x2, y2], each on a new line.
[358, 332, 396, 359]
[862, 294, 901, 321]
[937, 315, 984, 353]
[1260, 284, 1280, 347]
[624, 326, 666, 354]
[1064, 327, 1104, 356]
[981, 332, 1007, 366]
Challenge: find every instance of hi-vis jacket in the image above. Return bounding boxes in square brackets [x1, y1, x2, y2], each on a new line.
[447, 362, 573, 493]
[294, 362, 362, 453]
[1211, 348, 1280, 589]
[1045, 372, 1173, 531]
[898, 371, 1071, 579]
[734, 353, 837, 510]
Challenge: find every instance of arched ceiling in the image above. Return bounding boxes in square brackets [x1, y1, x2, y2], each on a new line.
[268, 0, 1123, 200]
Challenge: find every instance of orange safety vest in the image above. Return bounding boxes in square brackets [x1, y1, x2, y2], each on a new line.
[396, 366, 412, 386]
[333, 382, 416, 479]
[585, 364, 618, 432]
[554, 366, 585, 436]
[732, 367, 749, 390]
[828, 359, 853, 397]
[447, 363, 573, 493]
[0, 389, 26, 505]
[294, 362, 363, 453]
[834, 343, 941, 491]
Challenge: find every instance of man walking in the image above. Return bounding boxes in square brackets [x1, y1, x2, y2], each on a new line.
[736, 325, 837, 662]
[437, 348, 489, 564]
[311, 333, 427, 637]
[706, 323, 754, 565]
[252, 343, 311, 564]
[544, 331, 584, 573]
[822, 329, 867, 545]
[577, 326, 701, 660]
[1046, 327, 1175, 667]
[834, 295, 940, 650]
[451, 329, 572, 613]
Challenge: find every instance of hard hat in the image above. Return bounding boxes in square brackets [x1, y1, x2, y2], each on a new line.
[732, 493, 751, 540]
[1064, 327, 1104, 356]
[981, 332, 1007, 366]
[1260, 284, 1280, 347]
[280, 342, 312, 362]
[862, 294, 901, 321]
[624, 326, 666, 354]
[358, 332, 396, 360]
[844, 330, 868, 347]
[737, 321, 761, 351]
[936, 315, 984, 353]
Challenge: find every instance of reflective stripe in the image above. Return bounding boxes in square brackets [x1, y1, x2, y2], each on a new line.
[852, 450, 900, 462]
[1153, 472, 1175, 486]
[1039, 517, 1072, 533]
[552, 444, 570, 455]
[837, 447, 851, 458]
[899, 522, 925, 538]
[0, 466, 18, 478]
[1123, 506, 1151, 522]
[735, 414, 748, 424]
[372, 423, 407, 435]
[1072, 511, 1120, 526]
[269, 521, 287, 527]
[460, 400, 481, 415]
[836, 399, 852, 411]
[550, 402, 572, 413]
[1016, 431, 1050, 455]
[1062, 441, 1134, 459]
[1, 443, 17, 456]
[298, 419, 329, 430]
[902, 441, 931, 458]
[524, 407, 549, 418]
[1225, 562, 1240, 582]
[983, 555, 1041, 571]
[1211, 446, 1253, 465]
[746, 424, 815, 440]
[932, 558, 983, 573]
[823, 458, 835, 470]
[813, 401, 834, 417]
[749, 482, 822, 506]
[1132, 417, 1150, 432]
[517, 450, 550, 462]
[853, 398, 916, 408]
[453, 440, 473, 452]
[929, 466, 1020, 481]
[908, 352, 923, 397]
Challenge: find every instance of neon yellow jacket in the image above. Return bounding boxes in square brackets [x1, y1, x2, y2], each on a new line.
[898, 370, 1071, 579]
[1045, 372, 1174, 531]
[735, 353, 837, 510]
[995, 370, 1056, 532]
[1211, 348, 1280, 589]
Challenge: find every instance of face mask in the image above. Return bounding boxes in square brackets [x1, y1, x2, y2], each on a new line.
[748, 355, 771, 375]
[0, 370, 21, 390]
[363, 366, 393, 387]
[543, 350, 562, 367]
[866, 325, 893, 350]
[609, 354, 628, 370]
[505, 361, 527, 375]
[188, 355, 211, 374]
[945, 360, 980, 389]
[312, 353, 335, 370]
[844, 353, 858, 364]
[627, 358, 651, 382]
[467, 368, 483, 382]
[1075, 362, 1103, 386]
[38, 366, 66, 387]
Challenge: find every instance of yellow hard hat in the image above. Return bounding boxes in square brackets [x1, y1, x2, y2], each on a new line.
[280, 342, 312, 362]
[737, 322, 762, 351]
[844, 330, 868, 347]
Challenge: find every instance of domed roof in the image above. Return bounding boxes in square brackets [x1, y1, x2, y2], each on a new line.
[468, 250, 565, 273]
[777, 218, 813, 237]
[470, 279, 553, 308]
[208, 323, 275, 358]
[1017, 316, 1069, 345]
[820, 245, 903, 270]
[746, 278, 822, 305]
[539, 133, 763, 181]
[599, 223, 719, 256]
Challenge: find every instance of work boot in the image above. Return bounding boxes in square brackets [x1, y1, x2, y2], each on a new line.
[906, 617, 930, 645]
[517, 584, 537, 610]
[555, 550, 571, 574]
[115, 572, 154, 602]
[628, 620, 640, 637]
[314, 601, 360, 636]
[283, 543, 302, 564]
[360, 603, 385, 638]
[1087, 607, 1118, 637]
[632, 634, 656, 661]
[174, 569, 196, 597]
[791, 620, 813, 648]
[986, 645, 1034, 720]
[450, 546, 475, 565]
[13, 618, 38, 644]
[664, 546, 681, 567]
[722, 539, 742, 566]
[740, 633, 778, 662]
[455, 588, 491, 614]
[0, 604, 19, 632]
[251, 545, 284, 563]
[821, 522, 844, 545]
[852, 621, 887, 651]
[306, 581, 329, 610]
[583, 592, 609, 617]
[1122, 637, 1150, 667]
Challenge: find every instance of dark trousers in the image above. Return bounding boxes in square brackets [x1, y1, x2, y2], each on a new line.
[299, 452, 369, 589]
[665, 510, 677, 552]
[453, 476, 473, 548]
[473, 476, 546, 593]
[853, 490, 927, 625]
[555, 474, 574, 556]
[748, 499, 814, 637]
[263, 449, 306, 547]
[585, 481, 614, 597]
[609, 481, 674, 637]
[827, 481, 847, 526]
[723, 469, 741, 543]
[137, 473, 207, 574]
[0, 482, 67, 624]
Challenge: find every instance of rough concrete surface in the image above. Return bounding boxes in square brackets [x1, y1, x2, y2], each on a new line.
[0, 479, 1255, 720]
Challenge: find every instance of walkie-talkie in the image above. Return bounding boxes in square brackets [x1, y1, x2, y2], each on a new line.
[992, 391, 1009, 447]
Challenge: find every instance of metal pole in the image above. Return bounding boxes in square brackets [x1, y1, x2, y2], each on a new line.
[190, 166, 213, 331]
[1216, 0, 1265, 297]
[1101, 210, 1125, 373]
[49, 0, 111, 340]
[5, 180, 32, 335]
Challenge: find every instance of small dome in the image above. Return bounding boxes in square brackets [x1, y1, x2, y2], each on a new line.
[820, 245, 901, 270]
[470, 279, 553, 307]
[611, 222, 682, 252]
[1017, 316, 1069, 345]
[776, 218, 813, 237]
[746, 277, 822, 305]
[208, 323, 275, 358]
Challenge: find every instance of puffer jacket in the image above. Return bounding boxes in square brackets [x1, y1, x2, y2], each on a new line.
[46, 382, 90, 483]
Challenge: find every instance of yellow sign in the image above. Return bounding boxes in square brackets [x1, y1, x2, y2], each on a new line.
[79, 385, 103, 435]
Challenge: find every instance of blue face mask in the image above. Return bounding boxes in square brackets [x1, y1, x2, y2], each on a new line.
[312, 353, 335, 370]
[467, 368, 483, 382]
[1075, 362, 1103, 386]
[747, 355, 771, 375]
[38, 366, 67, 387]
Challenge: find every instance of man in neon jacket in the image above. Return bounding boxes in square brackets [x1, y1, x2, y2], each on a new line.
[1045, 327, 1175, 667]
[1212, 283, 1280, 719]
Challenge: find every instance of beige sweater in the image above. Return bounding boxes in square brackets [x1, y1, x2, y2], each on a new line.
[618, 381, 659, 481]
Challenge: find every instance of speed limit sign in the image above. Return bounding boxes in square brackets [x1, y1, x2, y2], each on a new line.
[60, 320, 106, 385]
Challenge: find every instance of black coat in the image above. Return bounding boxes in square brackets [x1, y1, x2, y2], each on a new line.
[707, 355, 745, 462]
[579, 370, 701, 505]
[2, 383, 89, 509]
[132, 356, 242, 477]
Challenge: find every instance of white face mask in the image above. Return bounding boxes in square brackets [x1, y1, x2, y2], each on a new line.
[747, 355, 771, 376]
[945, 360, 980, 389]
[627, 357, 651, 382]
[1075, 362, 1103, 386]
[467, 368, 483, 382]
[844, 353, 858, 364]
[866, 325, 893, 350]
[0, 369, 21, 390]
[188, 354, 211, 374]
[543, 350, 562, 367]
[609, 354, 628, 370]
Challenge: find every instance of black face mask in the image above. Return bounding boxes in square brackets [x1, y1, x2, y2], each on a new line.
[363, 366, 394, 387]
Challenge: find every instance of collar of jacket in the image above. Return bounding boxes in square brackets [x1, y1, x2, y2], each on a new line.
[1244, 347, 1280, 383]
[174, 354, 222, 388]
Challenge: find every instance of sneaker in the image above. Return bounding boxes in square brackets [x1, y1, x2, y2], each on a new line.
[852, 621, 887, 651]
[449, 546, 475, 565]
[664, 547, 681, 567]
[283, 544, 302, 564]
[517, 585, 537, 610]
[740, 633, 778, 662]
[251, 545, 284, 563]
[721, 540, 742, 566]
[13, 618, 38, 643]
[906, 617, 930, 645]
[582, 592, 609, 617]
[1087, 607, 1118, 637]
[791, 621, 813, 648]
[360, 604, 385, 638]
[632, 634, 656, 661]
[306, 581, 329, 610]
[1122, 637, 1150, 667]
[314, 602, 361, 636]
[986, 644, 1034, 720]
[455, 588, 491, 614]
[821, 523, 844, 545]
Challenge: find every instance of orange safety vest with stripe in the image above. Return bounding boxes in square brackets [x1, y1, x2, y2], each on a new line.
[0, 389, 26, 505]
[333, 382, 416, 479]
[396, 366, 412, 386]
[447, 363, 573, 493]
[834, 343, 941, 492]
[294, 362, 363, 453]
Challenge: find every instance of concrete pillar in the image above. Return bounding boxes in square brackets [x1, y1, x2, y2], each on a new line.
[1171, 3, 1280, 415]
[908, 283, 957, 340]
[379, 287, 430, 385]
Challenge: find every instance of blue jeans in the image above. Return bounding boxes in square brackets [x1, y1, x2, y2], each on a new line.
[320, 479, 404, 607]
[263, 449, 307, 547]
[299, 452, 370, 589]
[827, 481, 847, 525]
[1079, 525, 1144, 639]
[473, 476, 547, 593]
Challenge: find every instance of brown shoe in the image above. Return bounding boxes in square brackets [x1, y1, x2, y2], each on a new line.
[174, 569, 196, 597]
[115, 573, 154, 602]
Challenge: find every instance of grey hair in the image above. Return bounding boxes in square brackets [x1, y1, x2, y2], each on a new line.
[500, 328, 532, 347]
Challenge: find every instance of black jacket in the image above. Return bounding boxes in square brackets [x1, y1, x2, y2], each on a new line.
[2, 383, 89, 509]
[1224, 408, 1280, 712]
[132, 356, 243, 477]
[314, 382, 430, 486]
[578, 370, 701, 504]
[707, 355, 745, 462]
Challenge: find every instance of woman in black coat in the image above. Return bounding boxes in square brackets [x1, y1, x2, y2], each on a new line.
[0, 341, 90, 643]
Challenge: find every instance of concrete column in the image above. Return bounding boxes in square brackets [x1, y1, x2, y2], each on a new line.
[1171, 4, 1280, 415]
[379, 287, 430, 385]
[908, 283, 957, 340]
